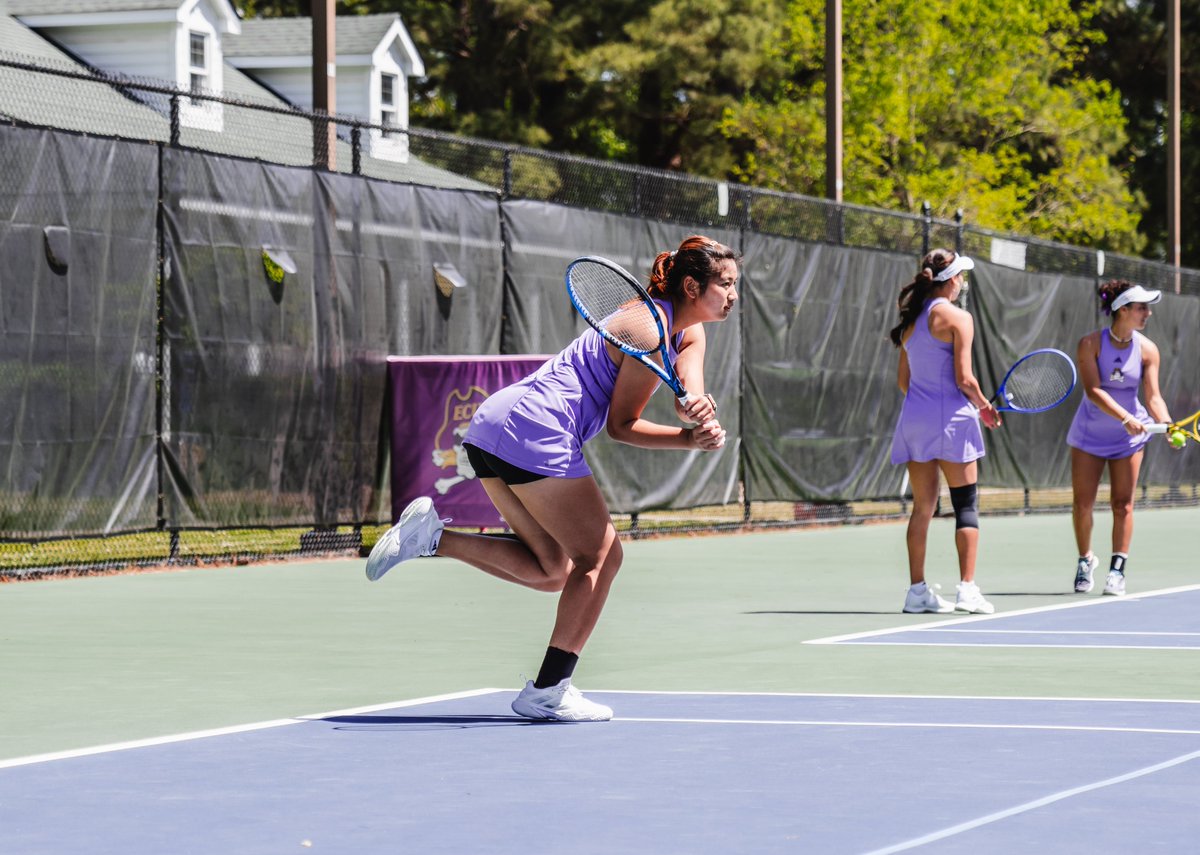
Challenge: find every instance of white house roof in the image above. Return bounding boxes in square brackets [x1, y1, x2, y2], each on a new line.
[5, 0, 241, 32]
[225, 13, 423, 75]
[5, 1, 185, 11]
[0, 15, 486, 192]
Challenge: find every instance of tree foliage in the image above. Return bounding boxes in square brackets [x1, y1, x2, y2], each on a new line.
[720, 0, 1144, 253]
[237, 0, 1181, 258]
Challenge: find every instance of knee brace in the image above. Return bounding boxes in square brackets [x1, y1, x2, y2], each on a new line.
[949, 483, 979, 530]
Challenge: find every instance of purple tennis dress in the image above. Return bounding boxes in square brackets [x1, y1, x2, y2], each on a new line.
[1066, 331, 1151, 459]
[466, 299, 678, 478]
[890, 298, 986, 465]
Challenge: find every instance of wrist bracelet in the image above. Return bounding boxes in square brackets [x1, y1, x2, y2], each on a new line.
[1121, 414, 1134, 425]
[704, 393, 717, 414]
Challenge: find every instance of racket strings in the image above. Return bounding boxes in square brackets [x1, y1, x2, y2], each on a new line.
[568, 265, 662, 353]
[1004, 356, 1075, 410]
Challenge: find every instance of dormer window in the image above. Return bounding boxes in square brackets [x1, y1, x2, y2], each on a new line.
[380, 72, 399, 137]
[189, 32, 209, 103]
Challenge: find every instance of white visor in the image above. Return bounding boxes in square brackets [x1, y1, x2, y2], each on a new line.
[1110, 285, 1162, 312]
[933, 254, 975, 282]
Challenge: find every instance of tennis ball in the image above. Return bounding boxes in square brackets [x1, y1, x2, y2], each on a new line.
[1169, 430, 1187, 449]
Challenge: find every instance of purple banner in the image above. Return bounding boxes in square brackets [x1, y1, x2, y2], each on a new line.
[387, 355, 550, 527]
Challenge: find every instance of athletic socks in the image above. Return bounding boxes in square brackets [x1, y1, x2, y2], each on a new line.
[1110, 553, 1127, 575]
[534, 646, 579, 689]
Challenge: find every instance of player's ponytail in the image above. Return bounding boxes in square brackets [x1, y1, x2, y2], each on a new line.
[1098, 279, 1134, 316]
[889, 249, 956, 347]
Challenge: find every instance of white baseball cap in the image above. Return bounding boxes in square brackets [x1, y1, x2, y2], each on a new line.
[933, 254, 975, 282]
[1111, 285, 1162, 312]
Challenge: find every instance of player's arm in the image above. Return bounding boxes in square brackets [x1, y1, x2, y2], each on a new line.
[896, 346, 910, 395]
[671, 324, 719, 425]
[606, 354, 723, 450]
[1140, 338, 1171, 424]
[941, 305, 1000, 427]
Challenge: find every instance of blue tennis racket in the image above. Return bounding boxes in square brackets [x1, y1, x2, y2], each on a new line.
[565, 255, 690, 405]
[991, 348, 1077, 413]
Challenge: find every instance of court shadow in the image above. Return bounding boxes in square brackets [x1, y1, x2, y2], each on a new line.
[989, 592, 1076, 598]
[321, 714, 554, 732]
[745, 610, 900, 615]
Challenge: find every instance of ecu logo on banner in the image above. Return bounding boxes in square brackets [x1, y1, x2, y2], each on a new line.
[430, 386, 489, 495]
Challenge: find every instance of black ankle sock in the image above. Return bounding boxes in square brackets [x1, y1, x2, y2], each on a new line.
[534, 646, 578, 689]
[1110, 553, 1127, 575]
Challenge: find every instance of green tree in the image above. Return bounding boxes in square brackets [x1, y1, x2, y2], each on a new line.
[1076, 0, 1200, 264]
[239, 1, 1155, 256]
[721, 0, 1146, 253]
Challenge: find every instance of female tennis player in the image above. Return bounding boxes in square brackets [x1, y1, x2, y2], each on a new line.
[889, 249, 1002, 615]
[1066, 280, 1174, 596]
[366, 235, 739, 721]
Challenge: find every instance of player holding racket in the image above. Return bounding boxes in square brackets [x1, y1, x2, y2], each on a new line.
[367, 235, 737, 721]
[1066, 280, 1175, 597]
[889, 249, 1002, 615]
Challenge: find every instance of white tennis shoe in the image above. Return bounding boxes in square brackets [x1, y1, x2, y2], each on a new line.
[1103, 570, 1126, 597]
[903, 583, 954, 614]
[511, 678, 613, 722]
[954, 581, 995, 614]
[1074, 553, 1099, 593]
[364, 497, 447, 581]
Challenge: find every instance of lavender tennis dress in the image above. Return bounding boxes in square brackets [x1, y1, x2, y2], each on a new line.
[1066, 331, 1151, 459]
[890, 297, 986, 465]
[466, 299, 679, 478]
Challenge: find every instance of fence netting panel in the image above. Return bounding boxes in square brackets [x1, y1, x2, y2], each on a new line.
[0, 127, 159, 538]
[161, 148, 504, 528]
[740, 235, 914, 502]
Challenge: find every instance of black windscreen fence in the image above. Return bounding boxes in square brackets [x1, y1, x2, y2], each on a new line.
[3, 118, 1199, 574]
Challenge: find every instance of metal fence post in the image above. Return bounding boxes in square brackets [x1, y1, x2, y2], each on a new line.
[169, 93, 180, 147]
[921, 201, 931, 255]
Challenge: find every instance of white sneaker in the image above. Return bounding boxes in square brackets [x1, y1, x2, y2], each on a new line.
[1074, 554, 1098, 593]
[364, 497, 447, 581]
[903, 583, 954, 614]
[511, 678, 613, 722]
[1103, 571, 1126, 597]
[955, 582, 995, 614]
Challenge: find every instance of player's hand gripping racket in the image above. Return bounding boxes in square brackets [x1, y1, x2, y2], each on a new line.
[1146, 407, 1200, 446]
[990, 348, 1078, 413]
[565, 255, 691, 405]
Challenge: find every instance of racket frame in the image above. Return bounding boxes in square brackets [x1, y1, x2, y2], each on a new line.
[991, 347, 1078, 414]
[565, 255, 690, 404]
[1147, 407, 1200, 441]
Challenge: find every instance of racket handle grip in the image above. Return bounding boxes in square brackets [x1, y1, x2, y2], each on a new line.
[677, 392, 691, 406]
[1145, 423, 1168, 434]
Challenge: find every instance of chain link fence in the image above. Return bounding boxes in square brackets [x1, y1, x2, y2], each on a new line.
[2, 52, 1197, 577]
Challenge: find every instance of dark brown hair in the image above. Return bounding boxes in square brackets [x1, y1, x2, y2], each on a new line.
[648, 235, 739, 299]
[889, 248, 957, 347]
[1098, 279, 1135, 317]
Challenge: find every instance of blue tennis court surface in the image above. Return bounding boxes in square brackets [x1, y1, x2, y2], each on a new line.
[811, 584, 1200, 650]
[2, 690, 1198, 854]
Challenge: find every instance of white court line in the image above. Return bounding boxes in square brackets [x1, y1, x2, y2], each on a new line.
[806, 582, 1200, 645]
[594, 689, 1200, 704]
[840, 642, 1200, 651]
[861, 748, 1200, 855]
[917, 629, 1200, 636]
[0, 688, 507, 770]
[614, 717, 1200, 736]
[6, 690, 1199, 770]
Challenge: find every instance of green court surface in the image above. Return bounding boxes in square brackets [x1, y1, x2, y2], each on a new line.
[3, 508, 1197, 762]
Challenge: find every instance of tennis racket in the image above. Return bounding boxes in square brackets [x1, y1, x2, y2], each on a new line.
[990, 348, 1078, 413]
[565, 255, 689, 404]
[1146, 408, 1200, 441]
